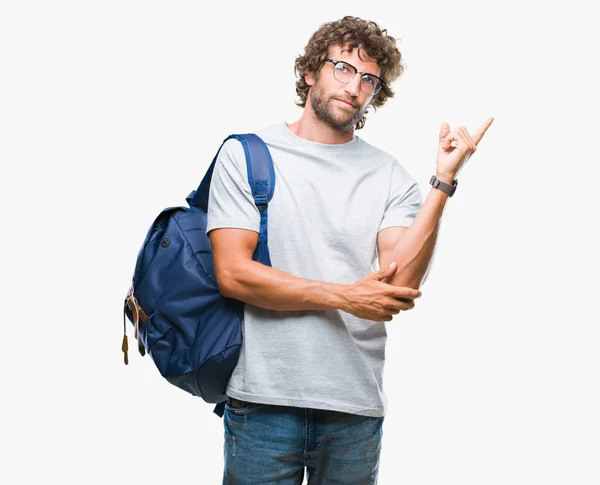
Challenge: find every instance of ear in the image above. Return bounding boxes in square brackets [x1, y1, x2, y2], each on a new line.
[305, 71, 315, 87]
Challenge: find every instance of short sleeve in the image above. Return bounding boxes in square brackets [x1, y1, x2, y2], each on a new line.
[378, 161, 423, 233]
[206, 138, 261, 236]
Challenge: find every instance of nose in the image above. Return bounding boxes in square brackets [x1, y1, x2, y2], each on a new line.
[344, 74, 361, 97]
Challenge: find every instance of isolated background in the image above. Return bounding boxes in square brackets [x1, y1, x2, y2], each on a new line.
[2, 1, 598, 484]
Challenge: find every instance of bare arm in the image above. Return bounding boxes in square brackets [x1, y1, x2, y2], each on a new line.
[209, 227, 420, 321]
[209, 227, 347, 311]
[378, 117, 495, 290]
[378, 184, 449, 290]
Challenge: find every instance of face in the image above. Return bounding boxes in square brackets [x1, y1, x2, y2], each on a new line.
[306, 45, 381, 133]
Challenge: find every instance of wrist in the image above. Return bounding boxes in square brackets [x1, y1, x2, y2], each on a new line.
[435, 170, 456, 185]
[321, 282, 350, 312]
[430, 173, 458, 197]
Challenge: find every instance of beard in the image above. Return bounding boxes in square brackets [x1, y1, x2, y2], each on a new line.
[308, 82, 366, 133]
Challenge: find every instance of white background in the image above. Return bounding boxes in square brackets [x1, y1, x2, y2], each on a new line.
[2, 1, 598, 484]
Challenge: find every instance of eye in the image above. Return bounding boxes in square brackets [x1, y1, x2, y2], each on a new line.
[335, 62, 350, 73]
[362, 75, 375, 85]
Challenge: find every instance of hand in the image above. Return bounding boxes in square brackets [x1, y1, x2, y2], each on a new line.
[436, 117, 494, 181]
[341, 262, 422, 322]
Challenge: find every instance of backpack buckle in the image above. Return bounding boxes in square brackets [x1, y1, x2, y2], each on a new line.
[254, 194, 268, 213]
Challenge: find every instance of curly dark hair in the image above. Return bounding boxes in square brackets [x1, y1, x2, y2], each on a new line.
[294, 16, 405, 130]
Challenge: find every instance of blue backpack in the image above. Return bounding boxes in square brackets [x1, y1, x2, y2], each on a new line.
[122, 133, 276, 417]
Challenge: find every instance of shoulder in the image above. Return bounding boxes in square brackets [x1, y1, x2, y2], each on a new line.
[220, 124, 280, 159]
[255, 122, 286, 146]
[219, 136, 245, 160]
[357, 137, 413, 176]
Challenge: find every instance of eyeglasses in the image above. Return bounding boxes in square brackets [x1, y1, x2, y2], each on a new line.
[324, 58, 386, 96]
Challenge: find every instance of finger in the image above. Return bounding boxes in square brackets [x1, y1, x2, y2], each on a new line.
[471, 117, 494, 145]
[399, 299, 415, 310]
[390, 287, 422, 299]
[449, 129, 474, 158]
[463, 127, 478, 153]
[439, 122, 451, 141]
[376, 261, 397, 281]
[457, 127, 477, 153]
[384, 300, 407, 312]
[372, 314, 393, 323]
[443, 131, 459, 150]
[387, 300, 413, 312]
[440, 123, 455, 150]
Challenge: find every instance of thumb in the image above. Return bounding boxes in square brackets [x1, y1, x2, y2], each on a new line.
[439, 122, 451, 149]
[374, 261, 397, 281]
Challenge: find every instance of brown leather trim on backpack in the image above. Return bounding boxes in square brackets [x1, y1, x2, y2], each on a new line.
[126, 290, 149, 357]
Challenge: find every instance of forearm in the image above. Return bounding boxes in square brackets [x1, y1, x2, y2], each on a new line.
[220, 260, 348, 312]
[387, 184, 451, 289]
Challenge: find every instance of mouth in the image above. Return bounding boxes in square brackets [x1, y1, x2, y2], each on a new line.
[334, 98, 356, 108]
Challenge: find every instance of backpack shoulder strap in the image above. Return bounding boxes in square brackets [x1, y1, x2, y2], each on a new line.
[189, 133, 275, 266]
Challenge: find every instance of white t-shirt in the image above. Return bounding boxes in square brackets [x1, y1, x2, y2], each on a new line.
[206, 121, 422, 417]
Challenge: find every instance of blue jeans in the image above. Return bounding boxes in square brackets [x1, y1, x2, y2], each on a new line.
[222, 396, 384, 484]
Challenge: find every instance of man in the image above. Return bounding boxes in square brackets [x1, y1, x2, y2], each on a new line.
[206, 15, 493, 485]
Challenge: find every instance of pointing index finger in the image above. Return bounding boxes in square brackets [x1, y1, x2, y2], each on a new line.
[471, 117, 494, 145]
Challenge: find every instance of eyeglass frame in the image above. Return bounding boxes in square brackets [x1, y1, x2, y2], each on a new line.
[323, 58, 387, 96]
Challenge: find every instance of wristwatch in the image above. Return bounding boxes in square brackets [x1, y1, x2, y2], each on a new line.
[429, 175, 458, 197]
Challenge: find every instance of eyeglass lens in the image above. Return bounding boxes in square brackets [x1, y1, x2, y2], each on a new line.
[331, 61, 380, 95]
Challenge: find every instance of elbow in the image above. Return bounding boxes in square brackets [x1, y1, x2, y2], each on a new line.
[214, 267, 236, 298]
[217, 279, 234, 299]
[386, 265, 425, 290]
[214, 259, 234, 298]
[388, 274, 422, 291]
[406, 279, 424, 291]
[390, 255, 434, 290]
[215, 263, 250, 299]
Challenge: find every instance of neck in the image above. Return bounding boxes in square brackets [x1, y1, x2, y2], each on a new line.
[287, 108, 355, 145]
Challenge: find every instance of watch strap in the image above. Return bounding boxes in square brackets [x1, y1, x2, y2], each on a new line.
[430, 175, 458, 197]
